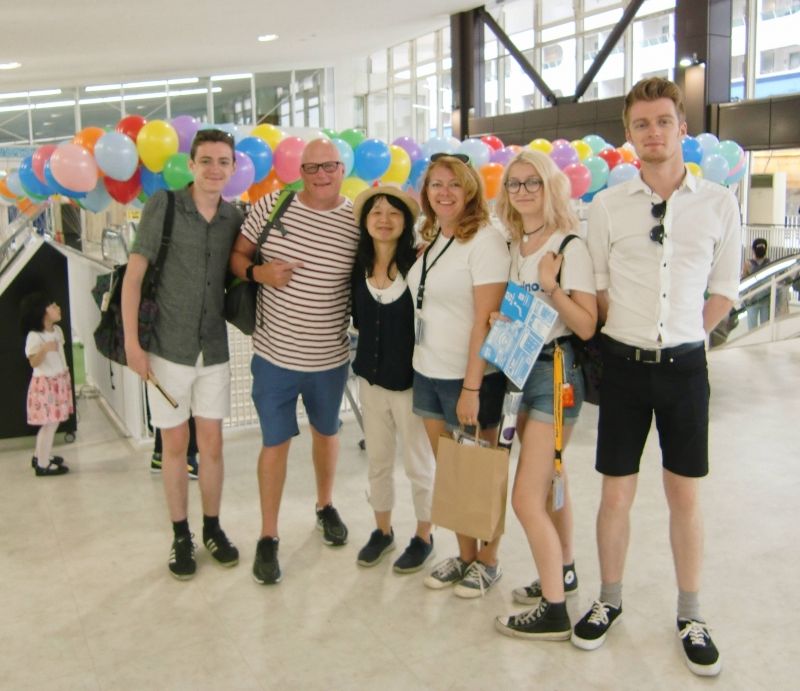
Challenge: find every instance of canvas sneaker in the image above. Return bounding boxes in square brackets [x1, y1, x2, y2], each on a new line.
[252, 536, 281, 585]
[316, 504, 348, 546]
[454, 561, 503, 599]
[571, 600, 623, 650]
[203, 527, 239, 567]
[512, 563, 579, 605]
[424, 556, 470, 590]
[168, 534, 196, 580]
[677, 618, 721, 677]
[357, 529, 395, 567]
[495, 599, 572, 640]
[393, 535, 434, 574]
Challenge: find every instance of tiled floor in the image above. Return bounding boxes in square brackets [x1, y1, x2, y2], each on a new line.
[2, 339, 798, 690]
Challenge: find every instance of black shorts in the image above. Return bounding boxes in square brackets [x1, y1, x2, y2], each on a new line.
[595, 337, 709, 478]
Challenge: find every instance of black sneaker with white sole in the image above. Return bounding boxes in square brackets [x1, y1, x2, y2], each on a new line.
[512, 563, 579, 605]
[252, 536, 281, 585]
[677, 618, 721, 677]
[357, 529, 395, 567]
[571, 600, 623, 650]
[203, 527, 239, 567]
[168, 534, 196, 580]
[316, 504, 348, 546]
[393, 535, 434, 574]
[495, 599, 572, 640]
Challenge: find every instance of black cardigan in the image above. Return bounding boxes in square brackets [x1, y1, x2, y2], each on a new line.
[351, 270, 415, 391]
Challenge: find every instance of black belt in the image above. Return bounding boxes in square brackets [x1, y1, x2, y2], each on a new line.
[602, 335, 704, 364]
[538, 336, 572, 362]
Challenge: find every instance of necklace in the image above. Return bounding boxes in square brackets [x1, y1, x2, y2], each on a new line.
[522, 224, 545, 243]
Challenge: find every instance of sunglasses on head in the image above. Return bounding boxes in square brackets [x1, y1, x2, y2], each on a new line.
[650, 200, 667, 245]
[430, 152, 469, 164]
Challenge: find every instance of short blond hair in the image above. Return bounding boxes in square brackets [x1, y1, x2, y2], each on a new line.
[623, 77, 685, 130]
[495, 149, 578, 242]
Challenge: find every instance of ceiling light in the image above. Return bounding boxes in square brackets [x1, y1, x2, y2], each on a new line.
[257, 34, 278, 43]
[0, 62, 21, 70]
[679, 52, 705, 68]
[211, 73, 253, 81]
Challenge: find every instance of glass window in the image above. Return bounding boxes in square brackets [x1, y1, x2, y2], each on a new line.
[415, 74, 438, 141]
[584, 8, 623, 32]
[504, 0, 535, 50]
[441, 68, 452, 138]
[505, 54, 536, 113]
[80, 86, 123, 130]
[254, 72, 292, 125]
[484, 58, 499, 116]
[0, 109, 29, 144]
[541, 38, 577, 97]
[637, 0, 677, 15]
[369, 50, 388, 91]
[211, 75, 253, 124]
[392, 43, 410, 72]
[367, 90, 388, 142]
[541, 0, 574, 25]
[416, 32, 436, 63]
[582, 29, 625, 101]
[755, 0, 800, 96]
[632, 13, 675, 83]
[168, 87, 209, 123]
[584, 0, 622, 11]
[393, 82, 412, 139]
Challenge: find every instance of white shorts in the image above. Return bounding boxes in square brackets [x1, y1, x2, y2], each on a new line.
[147, 353, 231, 429]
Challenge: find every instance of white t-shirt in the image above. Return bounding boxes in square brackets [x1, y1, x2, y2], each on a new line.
[510, 232, 596, 342]
[407, 224, 510, 379]
[25, 326, 68, 377]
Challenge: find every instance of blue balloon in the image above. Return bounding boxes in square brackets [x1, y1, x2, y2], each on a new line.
[695, 132, 720, 157]
[94, 131, 139, 181]
[83, 178, 112, 214]
[408, 157, 430, 190]
[353, 138, 391, 181]
[607, 162, 639, 188]
[701, 153, 730, 185]
[457, 138, 491, 168]
[6, 171, 24, 197]
[19, 156, 52, 198]
[44, 161, 86, 198]
[581, 190, 597, 203]
[681, 136, 703, 165]
[422, 135, 456, 159]
[331, 138, 355, 177]
[140, 167, 169, 196]
[236, 136, 273, 183]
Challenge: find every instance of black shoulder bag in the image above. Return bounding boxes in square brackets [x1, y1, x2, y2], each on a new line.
[225, 189, 295, 336]
[92, 191, 176, 366]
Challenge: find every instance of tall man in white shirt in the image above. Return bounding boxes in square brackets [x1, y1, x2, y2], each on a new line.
[573, 78, 741, 678]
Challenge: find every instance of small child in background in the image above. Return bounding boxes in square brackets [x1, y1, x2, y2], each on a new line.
[21, 292, 73, 477]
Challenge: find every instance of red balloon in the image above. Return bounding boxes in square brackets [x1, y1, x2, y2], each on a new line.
[563, 163, 592, 199]
[631, 158, 641, 169]
[481, 135, 504, 151]
[32, 145, 58, 185]
[597, 147, 623, 170]
[104, 169, 141, 204]
[116, 115, 147, 142]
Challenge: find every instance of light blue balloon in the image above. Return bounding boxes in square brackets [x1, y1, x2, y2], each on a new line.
[331, 138, 355, 176]
[583, 134, 607, 154]
[421, 135, 456, 158]
[701, 153, 730, 185]
[354, 138, 391, 181]
[457, 138, 491, 168]
[83, 179, 113, 214]
[94, 131, 139, 181]
[695, 132, 720, 158]
[726, 163, 747, 186]
[714, 140, 743, 170]
[607, 162, 639, 188]
[6, 171, 23, 197]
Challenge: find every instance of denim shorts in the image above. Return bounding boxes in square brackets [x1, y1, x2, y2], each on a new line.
[251, 356, 349, 447]
[412, 370, 505, 430]
[520, 340, 584, 424]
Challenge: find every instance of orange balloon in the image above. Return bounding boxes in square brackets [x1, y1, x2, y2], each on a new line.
[16, 197, 35, 214]
[247, 169, 283, 203]
[0, 178, 16, 200]
[479, 162, 504, 200]
[616, 146, 636, 164]
[73, 126, 106, 154]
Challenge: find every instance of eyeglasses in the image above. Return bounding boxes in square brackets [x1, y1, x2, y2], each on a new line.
[505, 178, 543, 194]
[430, 152, 469, 163]
[650, 200, 667, 244]
[300, 160, 343, 174]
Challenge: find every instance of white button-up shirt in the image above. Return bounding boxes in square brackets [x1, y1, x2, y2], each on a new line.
[587, 169, 741, 349]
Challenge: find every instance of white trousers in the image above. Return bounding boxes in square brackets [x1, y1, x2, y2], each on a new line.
[358, 378, 435, 522]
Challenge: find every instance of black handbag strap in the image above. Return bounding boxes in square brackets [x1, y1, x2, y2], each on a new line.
[143, 190, 175, 295]
[555, 233, 579, 285]
[253, 190, 295, 265]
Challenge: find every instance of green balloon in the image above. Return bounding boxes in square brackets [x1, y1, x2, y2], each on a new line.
[321, 128, 336, 139]
[338, 128, 365, 150]
[137, 190, 149, 203]
[163, 153, 194, 190]
[285, 179, 304, 191]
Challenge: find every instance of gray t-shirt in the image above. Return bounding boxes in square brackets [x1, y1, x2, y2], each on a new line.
[131, 187, 243, 366]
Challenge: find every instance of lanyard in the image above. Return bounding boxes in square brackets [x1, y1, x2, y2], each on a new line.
[415, 232, 455, 311]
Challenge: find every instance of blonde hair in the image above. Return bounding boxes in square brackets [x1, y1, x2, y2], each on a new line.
[419, 156, 489, 242]
[623, 77, 685, 130]
[495, 149, 578, 242]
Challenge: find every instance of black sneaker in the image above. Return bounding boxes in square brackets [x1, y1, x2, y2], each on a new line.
[34, 462, 69, 477]
[253, 536, 281, 585]
[187, 455, 199, 480]
[357, 529, 395, 567]
[393, 535, 434, 574]
[150, 452, 162, 473]
[31, 455, 65, 469]
[571, 600, 623, 650]
[495, 599, 572, 641]
[203, 527, 239, 567]
[168, 534, 196, 580]
[316, 504, 348, 546]
[512, 563, 579, 605]
[677, 618, 721, 676]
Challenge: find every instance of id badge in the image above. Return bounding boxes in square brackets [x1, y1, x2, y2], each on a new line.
[562, 383, 575, 408]
[415, 315, 424, 345]
[551, 473, 565, 511]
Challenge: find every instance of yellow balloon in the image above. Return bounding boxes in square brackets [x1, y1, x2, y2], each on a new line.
[340, 176, 369, 201]
[529, 138, 552, 154]
[571, 139, 593, 161]
[380, 145, 412, 185]
[686, 162, 703, 178]
[251, 123, 285, 151]
[137, 120, 178, 173]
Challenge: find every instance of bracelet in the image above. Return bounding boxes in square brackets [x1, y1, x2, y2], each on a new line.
[462, 385, 480, 392]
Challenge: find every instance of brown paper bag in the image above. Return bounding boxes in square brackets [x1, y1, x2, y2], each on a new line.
[430, 435, 510, 542]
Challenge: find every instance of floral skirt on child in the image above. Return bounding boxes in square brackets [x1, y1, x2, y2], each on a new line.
[27, 371, 74, 426]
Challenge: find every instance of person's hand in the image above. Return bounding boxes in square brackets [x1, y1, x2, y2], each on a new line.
[538, 251, 563, 294]
[125, 343, 149, 381]
[257, 259, 304, 288]
[46, 340, 59, 353]
[456, 389, 480, 428]
[488, 311, 510, 328]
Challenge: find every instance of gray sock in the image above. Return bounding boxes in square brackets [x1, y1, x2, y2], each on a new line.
[599, 581, 622, 608]
[677, 590, 702, 622]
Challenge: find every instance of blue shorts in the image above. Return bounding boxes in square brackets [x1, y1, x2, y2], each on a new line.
[412, 370, 505, 430]
[251, 356, 349, 447]
[520, 340, 584, 424]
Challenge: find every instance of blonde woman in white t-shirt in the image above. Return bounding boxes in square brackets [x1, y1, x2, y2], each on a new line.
[492, 150, 597, 640]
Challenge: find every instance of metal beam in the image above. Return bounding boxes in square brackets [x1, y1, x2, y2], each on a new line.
[573, 0, 646, 102]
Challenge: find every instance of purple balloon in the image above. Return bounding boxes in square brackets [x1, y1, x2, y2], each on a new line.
[223, 150, 255, 198]
[490, 146, 517, 167]
[550, 142, 579, 170]
[392, 136, 423, 163]
[172, 115, 200, 154]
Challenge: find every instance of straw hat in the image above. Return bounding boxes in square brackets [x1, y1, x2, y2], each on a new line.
[352, 185, 420, 224]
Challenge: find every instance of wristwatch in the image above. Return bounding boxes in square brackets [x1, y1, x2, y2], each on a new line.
[246, 263, 256, 282]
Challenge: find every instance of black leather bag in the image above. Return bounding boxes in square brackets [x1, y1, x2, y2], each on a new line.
[225, 190, 294, 336]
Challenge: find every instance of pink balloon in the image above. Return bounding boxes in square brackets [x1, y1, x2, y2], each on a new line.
[563, 162, 592, 199]
[32, 145, 58, 185]
[50, 143, 99, 193]
[222, 151, 256, 199]
[273, 136, 306, 183]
